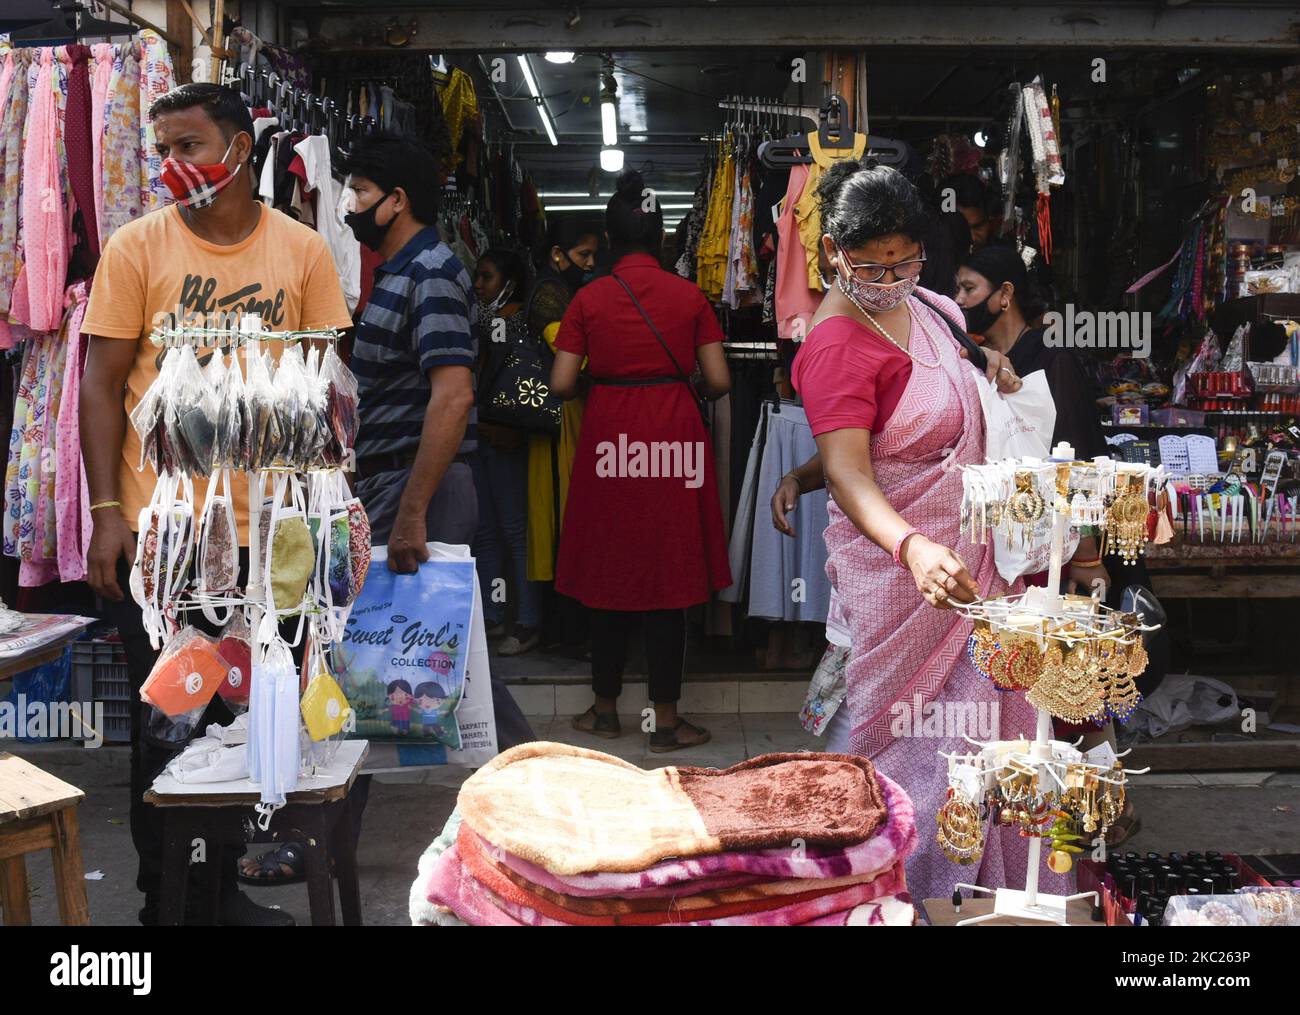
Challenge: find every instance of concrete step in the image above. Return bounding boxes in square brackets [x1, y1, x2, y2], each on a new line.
[510, 678, 808, 718]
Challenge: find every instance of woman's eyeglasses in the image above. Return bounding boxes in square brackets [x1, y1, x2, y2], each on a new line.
[837, 245, 927, 284]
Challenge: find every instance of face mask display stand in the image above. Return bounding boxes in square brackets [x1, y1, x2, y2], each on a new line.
[942, 443, 1165, 926]
[138, 313, 361, 831]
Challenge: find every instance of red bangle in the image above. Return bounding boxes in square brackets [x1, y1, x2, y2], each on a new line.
[893, 528, 921, 568]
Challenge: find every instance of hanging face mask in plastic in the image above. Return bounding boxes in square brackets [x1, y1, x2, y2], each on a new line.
[308, 471, 371, 642]
[140, 627, 231, 744]
[130, 472, 196, 649]
[261, 473, 315, 632]
[246, 636, 303, 829]
[300, 637, 352, 749]
[215, 611, 254, 714]
[196, 468, 239, 626]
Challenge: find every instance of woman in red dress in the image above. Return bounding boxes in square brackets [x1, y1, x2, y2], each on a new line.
[550, 171, 733, 752]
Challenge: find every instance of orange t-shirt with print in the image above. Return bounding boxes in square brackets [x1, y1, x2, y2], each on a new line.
[81, 203, 353, 542]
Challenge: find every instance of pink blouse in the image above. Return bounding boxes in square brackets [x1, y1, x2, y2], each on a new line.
[774, 163, 822, 342]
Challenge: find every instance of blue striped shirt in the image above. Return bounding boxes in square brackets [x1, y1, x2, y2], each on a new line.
[352, 228, 477, 458]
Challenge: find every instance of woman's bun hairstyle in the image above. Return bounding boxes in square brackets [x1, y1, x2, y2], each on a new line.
[606, 169, 664, 254]
[815, 156, 928, 250]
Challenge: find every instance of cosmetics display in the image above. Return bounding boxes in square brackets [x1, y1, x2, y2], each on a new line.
[1078, 851, 1276, 925]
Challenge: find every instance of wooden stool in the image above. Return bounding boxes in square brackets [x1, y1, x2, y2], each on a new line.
[0, 752, 90, 926]
[144, 740, 367, 926]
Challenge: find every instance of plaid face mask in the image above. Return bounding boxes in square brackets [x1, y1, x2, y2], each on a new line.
[160, 136, 243, 209]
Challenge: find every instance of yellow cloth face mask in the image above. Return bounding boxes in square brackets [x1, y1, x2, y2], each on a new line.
[300, 669, 351, 741]
[270, 514, 314, 611]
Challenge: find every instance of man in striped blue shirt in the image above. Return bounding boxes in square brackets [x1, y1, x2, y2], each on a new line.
[341, 134, 480, 573]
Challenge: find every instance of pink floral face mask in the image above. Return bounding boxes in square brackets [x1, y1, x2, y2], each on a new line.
[834, 243, 920, 312]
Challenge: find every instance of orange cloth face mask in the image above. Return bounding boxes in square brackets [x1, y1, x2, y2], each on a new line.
[140, 629, 231, 717]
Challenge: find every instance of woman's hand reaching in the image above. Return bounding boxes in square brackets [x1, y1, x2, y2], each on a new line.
[901, 533, 980, 609]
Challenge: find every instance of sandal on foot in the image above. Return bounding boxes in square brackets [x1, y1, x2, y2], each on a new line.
[498, 627, 540, 657]
[571, 706, 621, 739]
[238, 841, 307, 887]
[1102, 802, 1142, 848]
[649, 717, 711, 753]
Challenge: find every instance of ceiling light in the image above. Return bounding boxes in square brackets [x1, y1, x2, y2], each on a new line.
[600, 59, 619, 148]
[517, 54, 540, 97]
[601, 97, 618, 147]
[517, 54, 558, 146]
[545, 52, 576, 64]
[599, 147, 625, 173]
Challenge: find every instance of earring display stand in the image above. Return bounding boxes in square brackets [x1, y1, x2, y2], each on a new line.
[943, 442, 1161, 926]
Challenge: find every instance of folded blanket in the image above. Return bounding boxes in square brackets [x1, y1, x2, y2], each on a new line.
[479, 771, 915, 897]
[459, 823, 904, 925]
[472, 828, 878, 915]
[799, 896, 916, 926]
[457, 742, 888, 875]
[426, 837, 910, 926]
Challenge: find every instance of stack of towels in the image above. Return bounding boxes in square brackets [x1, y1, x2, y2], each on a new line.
[414, 742, 917, 926]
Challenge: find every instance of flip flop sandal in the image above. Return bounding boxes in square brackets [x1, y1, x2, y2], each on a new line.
[649, 717, 711, 753]
[571, 706, 622, 739]
[238, 841, 307, 887]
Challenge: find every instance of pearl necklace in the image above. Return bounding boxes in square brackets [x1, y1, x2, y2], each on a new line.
[837, 279, 941, 368]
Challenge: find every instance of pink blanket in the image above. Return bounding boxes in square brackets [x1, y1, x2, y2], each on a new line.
[427, 839, 911, 926]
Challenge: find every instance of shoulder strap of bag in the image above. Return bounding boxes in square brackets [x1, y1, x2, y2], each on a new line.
[611, 273, 693, 384]
[910, 289, 989, 373]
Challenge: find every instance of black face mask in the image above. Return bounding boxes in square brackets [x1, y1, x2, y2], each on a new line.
[962, 291, 1003, 336]
[344, 191, 395, 251]
[559, 262, 595, 292]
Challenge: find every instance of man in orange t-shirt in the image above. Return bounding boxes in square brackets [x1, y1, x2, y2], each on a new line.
[80, 83, 352, 927]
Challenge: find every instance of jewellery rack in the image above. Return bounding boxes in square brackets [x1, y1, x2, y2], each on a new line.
[940, 442, 1164, 926]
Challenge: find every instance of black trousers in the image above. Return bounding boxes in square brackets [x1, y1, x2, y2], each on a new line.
[589, 608, 687, 704]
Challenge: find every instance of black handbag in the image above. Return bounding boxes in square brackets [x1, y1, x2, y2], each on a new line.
[476, 303, 563, 435]
[611, 274, 710, 426]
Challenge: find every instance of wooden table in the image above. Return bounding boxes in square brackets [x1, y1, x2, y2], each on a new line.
[921, 896, 1105, 926]
[145, 740, 368, 927]
[0, 752, 89, 925]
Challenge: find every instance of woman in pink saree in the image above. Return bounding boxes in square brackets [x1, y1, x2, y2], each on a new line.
[791, 159, 1071, 906]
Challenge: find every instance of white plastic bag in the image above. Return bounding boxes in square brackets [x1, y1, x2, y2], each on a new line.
[975, 369, 1056, 462]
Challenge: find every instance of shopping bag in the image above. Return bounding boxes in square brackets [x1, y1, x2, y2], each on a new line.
[333, 545, 477, 750]
[975, 369, 1056, 461]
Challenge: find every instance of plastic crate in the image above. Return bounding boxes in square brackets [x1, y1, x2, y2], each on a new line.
[70, 639, 133, 745]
